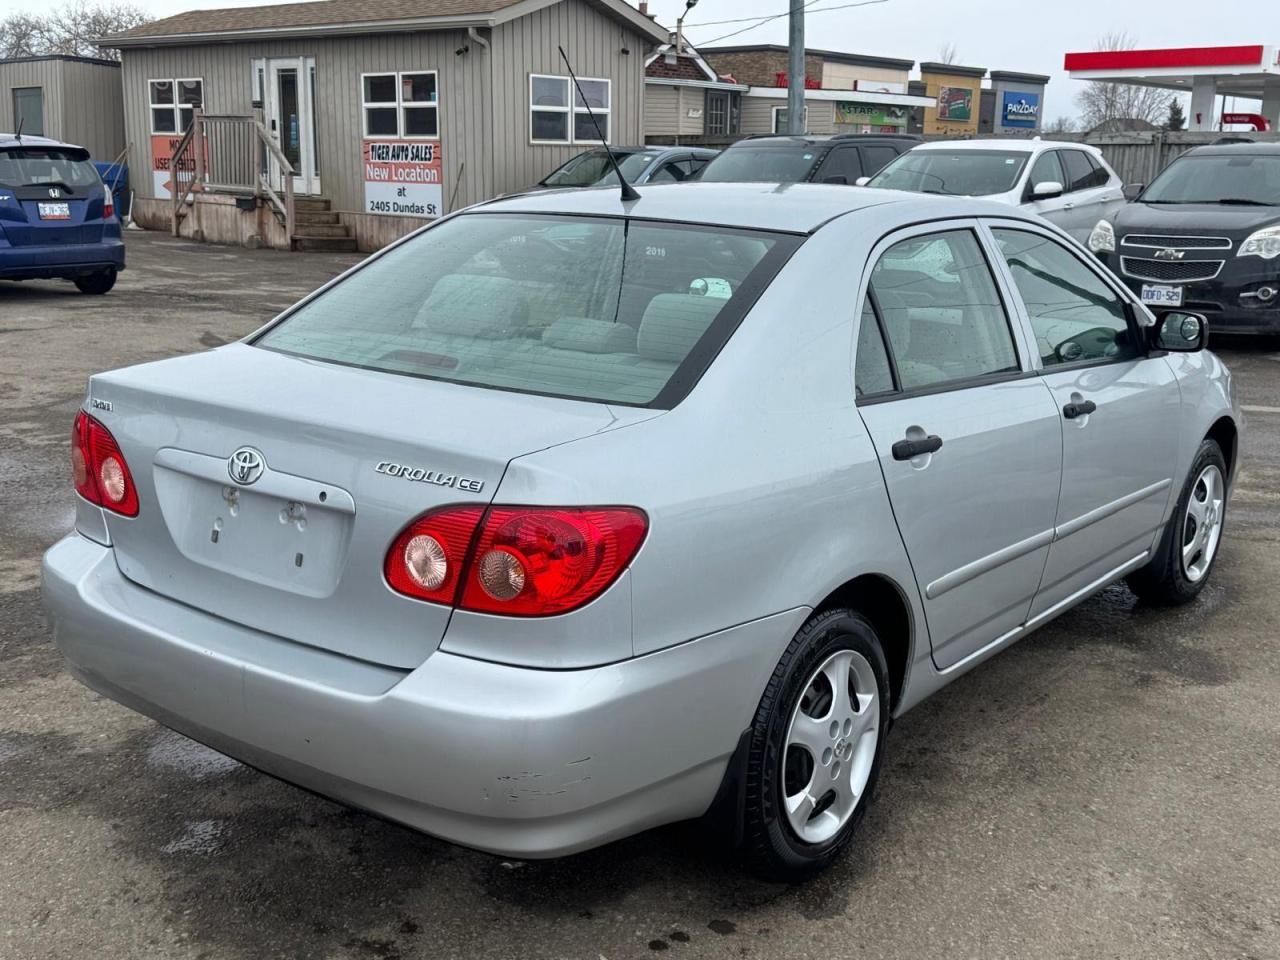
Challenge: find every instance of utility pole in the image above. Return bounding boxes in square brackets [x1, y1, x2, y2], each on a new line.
[787, 0, 806, 134]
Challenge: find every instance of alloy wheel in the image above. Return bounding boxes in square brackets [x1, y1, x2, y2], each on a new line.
[1182, 463, 1225, 583]
[781, 648, 880, 844]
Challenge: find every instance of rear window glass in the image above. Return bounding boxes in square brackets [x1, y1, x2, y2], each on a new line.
[699, 145, 821, 183]
[0, 147, 100, 190]
[256, 214, 797, 407]
[869, 149, 1029, 196]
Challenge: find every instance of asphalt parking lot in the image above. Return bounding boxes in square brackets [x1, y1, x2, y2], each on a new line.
[2, 231, 1279, 960]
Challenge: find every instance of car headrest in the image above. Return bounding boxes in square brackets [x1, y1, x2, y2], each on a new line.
[415, 274, 529, 339]
[542, 317, 637, 354]
[637, 294, 725, 364]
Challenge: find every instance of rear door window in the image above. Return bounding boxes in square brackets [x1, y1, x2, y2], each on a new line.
[1062, 150, 1101, 192]
[257, 214, 800, 407]
[866, 230, 1019, 392]
[815, 147, 862, 184]
[859, 145, 899, 176]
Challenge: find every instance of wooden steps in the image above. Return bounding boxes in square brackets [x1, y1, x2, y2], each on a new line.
[291, 197, 357, 252]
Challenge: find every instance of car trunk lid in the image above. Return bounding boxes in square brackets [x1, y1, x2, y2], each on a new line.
[89, 344, 657, 668]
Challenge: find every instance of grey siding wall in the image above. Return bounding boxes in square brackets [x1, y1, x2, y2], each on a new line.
[740, 95, 835, 135]
[119, 32, 491, 213]
[489, 1, 647, 195]
[58, 60, 126, 160]
[0, 59, 123, 159]
[0, 60, 65, 142]
[643, 83, 705, 138]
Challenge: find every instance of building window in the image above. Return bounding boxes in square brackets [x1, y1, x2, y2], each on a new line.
[362, 72, 439, 139]
[12, 87, 44, 137]
[149, 78, 203, 134]
[529, 74, 610, 144]
[772, 105, 807, 134]
[706, 90, 740, 136]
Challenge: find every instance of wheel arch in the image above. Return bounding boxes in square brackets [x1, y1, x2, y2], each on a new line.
[1206, 415, 1238, 486]
[813, 573, 915, 714]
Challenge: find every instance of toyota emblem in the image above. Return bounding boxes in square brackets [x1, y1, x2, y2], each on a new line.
[228, 447, 266, 485]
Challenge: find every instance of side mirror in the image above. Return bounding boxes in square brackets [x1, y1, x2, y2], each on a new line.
[1032, 180, 1064, 200]
[1123, 182, 1144, 201]
[822, 175, 848, 185]
[1151, 311, 1208, 352]
[855, 176, 871, 186]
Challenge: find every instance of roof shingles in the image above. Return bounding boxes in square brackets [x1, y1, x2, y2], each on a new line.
[107, 0, 532, 41]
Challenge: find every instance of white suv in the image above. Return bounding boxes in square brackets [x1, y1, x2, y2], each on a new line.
[864, 139, 1127, 245]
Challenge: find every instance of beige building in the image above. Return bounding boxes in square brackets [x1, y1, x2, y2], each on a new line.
[919, 62, 986, 136]
[0, 56, 125, 161]
[102, 0, 667, 252]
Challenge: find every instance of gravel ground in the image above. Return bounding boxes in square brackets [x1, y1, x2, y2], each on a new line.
[1, 231, 1278, 960]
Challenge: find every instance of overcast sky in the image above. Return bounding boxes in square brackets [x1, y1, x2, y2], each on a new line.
[106, 0, 1274, 121]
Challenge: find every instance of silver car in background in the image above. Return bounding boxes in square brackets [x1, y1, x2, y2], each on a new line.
[43, 183, 1239, 880]
[864, 139, 1128, 245]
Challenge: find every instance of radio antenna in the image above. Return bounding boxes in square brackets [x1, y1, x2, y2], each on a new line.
[558, 44, 639, 202]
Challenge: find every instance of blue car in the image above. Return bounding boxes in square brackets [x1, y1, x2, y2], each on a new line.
[0, 133, 125, 295]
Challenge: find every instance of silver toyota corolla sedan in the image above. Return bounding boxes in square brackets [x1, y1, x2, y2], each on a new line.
[42, 183, 1240, 881]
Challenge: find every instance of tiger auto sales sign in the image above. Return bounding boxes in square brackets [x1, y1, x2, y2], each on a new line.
[363, 139, 443, 218]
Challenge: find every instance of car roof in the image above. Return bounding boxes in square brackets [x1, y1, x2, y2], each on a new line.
[1185, 141, 1280, 157]
[0, 132, 84, 151]
[730, 134, 918, 148]
[474, 182, 1028, 235]
[909, 138, 1089, 154]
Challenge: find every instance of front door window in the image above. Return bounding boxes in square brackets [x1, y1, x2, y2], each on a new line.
[277, 68, 302, 174]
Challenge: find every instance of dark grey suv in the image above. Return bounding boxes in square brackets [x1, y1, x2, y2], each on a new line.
[698, 133, 920, 186]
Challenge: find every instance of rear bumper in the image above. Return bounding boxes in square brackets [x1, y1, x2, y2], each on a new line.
[0, 238, 125, 279]
[42, 533, 800, 858]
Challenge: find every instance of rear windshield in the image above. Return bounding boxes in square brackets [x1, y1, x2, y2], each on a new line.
[699, 145, 821, 183]
[1141, 154, 1280, 205]
[256, 213, 798, 407]
[869, 149, 1029, 196]
[0, 147, 100, 190]
[542, 151, 654, 187]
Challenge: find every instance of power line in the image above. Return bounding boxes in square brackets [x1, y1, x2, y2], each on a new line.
[685, 0, 890, 46]
[687, 0, 828, 48]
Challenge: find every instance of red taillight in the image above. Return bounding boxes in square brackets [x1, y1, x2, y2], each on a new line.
[103, 189, 115, 220]
[384, 505, 648, 617]
[72, 411, 138, 516]
[384, 505, 485, 604]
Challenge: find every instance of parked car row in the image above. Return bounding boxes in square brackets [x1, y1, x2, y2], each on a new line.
[526, 135, 1278, 336]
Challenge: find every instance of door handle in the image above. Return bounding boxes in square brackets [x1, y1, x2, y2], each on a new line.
[1063, 400, 1097, 419]
[892, 435, 943, 461]
[1063, 201, 1075, 210]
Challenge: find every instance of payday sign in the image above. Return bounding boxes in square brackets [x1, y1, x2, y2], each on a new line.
[1002, 91, 1041, 128]
[363, 139, 443, 219]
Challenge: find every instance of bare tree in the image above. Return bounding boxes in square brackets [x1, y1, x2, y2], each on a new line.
[0, 1, 147, 61]
[1043, 115, 1080, 135]
[1075, 31, 1173, 130]
[0, 12, 45, 59]
[935, 42, 960, 65]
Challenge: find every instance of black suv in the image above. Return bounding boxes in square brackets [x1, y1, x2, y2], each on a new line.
[698, 134, 920, 186]
[1092, 142, 1280, 335]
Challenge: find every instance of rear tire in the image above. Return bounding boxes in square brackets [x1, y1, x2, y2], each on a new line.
[741, 609, 890, 882]
[1127, 438, 1227, 605]
[74, 268, 117, 295]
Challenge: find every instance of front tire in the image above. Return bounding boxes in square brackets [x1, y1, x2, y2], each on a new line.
[74, 268, 117, 295]
[1127, 438, 1227, 605]
[741, 609, 890, 882]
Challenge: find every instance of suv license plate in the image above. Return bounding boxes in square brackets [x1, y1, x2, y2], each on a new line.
[37, 202, 71, 220]
[1141, 284, 1183, 307]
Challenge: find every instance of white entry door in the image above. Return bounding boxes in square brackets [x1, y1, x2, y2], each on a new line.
[257, 57, 320, 195]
